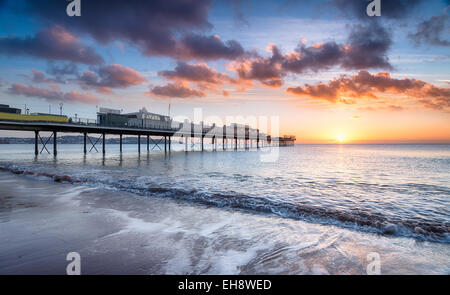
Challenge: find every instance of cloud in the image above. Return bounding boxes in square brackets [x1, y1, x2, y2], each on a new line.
[47, 62, 79, 77]
[178, 34, 246, 60]
[9, 83, 100, 104]
[340, 23, 392, 69]
[76, 64, 147, 93]
[158, 61, 240, 90]
[231, 23, 392, 87]
[283, 22, 392, 72]
[30, 69, 65, 84]
[409, 11, 450, 47]
[16, 0, 246, 61]
[0, 25, 104, 65]
[147, 82, 206, 98]
[286, 70, 450, 111]
[261, 79, 283, 88]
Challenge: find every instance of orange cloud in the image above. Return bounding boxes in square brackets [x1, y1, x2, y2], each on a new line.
[286, 70, 450, 111]
[146, 82, 206, 98]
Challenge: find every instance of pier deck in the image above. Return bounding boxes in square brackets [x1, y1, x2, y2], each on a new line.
[0, 120, 276, 155]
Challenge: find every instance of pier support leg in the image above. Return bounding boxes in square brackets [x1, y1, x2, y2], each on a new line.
[102, 133, 105, 154]
[164, 136, 167, 153]
[185, 136, 188, 152]
[35, 131, 39, 155]
[169, 136, 171, 152]
[147, 135, 149, 152]
[83, 133, 87, 154]
[138, 135, 141, 154]
[257, 130, 260, 149]
[119, 134, 123, 153]
[234, 137, 237, 150]
[53, 131, 57, 156]
[201, 135, 204, 151]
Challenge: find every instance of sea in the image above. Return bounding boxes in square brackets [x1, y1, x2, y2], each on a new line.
[0, 143, 449, 274]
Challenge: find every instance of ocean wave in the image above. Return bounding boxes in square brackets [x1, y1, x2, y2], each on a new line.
[1, 165, 449, 243]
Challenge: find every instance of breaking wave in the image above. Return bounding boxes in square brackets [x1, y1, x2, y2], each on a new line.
[1, 165, 448, 243]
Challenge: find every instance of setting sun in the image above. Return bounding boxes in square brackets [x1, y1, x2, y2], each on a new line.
[336, 132, 346, 143]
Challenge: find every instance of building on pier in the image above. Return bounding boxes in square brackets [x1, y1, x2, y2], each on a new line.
[97, 112, 129, 127]
[126, 108, 172, 130]
[97, 107, 174, 130]
[275, 135, 296, 146]
[0, 104, 21, 114]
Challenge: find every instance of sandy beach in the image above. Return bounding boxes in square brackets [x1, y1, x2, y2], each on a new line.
[1, 170, 448, 275]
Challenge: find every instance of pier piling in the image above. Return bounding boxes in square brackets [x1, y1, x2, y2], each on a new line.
[53, 131, 57, 155]
[257, 129, 260, 149]
[164, 136, 167, 153]
[34, 131, 39, 155]
[119, 134, 123, 153]
[138, 134, 141, 154]
[102, 133, 105, 154]
[83, 132, 87, 154]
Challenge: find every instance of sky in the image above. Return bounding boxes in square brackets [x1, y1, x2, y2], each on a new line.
[0, 0, 449, 143]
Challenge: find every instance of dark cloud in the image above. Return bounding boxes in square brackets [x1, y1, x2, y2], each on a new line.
[409, 12, 450, 47]
[147, 82, 206, 98]
[14, 0, 245, 61]
[0, 25, 104, 65]
[285, 22, 392, 71]
[233, 23, 392, 86]
[76, 64, 147, 93]
[286, 70, 450, 111]
[341, 22, 392, 69]
[329, 0, 424, 19]
[179, 34, 246, 60]
[9, 83, 100, 104]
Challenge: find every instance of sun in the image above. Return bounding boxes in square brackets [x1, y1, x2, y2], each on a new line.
[335, 133, 345, 143]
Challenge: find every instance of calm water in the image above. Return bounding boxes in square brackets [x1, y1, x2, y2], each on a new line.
[0, 143, 449, 243]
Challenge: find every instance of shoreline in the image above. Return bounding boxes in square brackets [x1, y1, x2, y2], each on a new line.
[0, 171, 449, 275]
[0, 163, 448, 244]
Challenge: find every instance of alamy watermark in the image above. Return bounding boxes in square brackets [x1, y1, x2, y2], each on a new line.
[66, 252, 81, 275]
[66, 0, 81, 17]
[366, 252, 381, 275]
[171, 108, 281, 162]
[367, 0, 381, 17]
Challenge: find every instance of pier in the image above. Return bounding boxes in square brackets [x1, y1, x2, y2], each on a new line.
[0, 120, 281, 155]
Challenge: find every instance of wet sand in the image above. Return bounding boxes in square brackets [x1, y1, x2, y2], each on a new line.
[0, 171, 449, 274]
